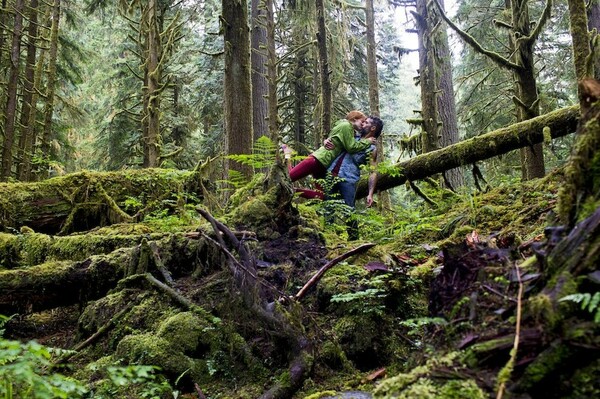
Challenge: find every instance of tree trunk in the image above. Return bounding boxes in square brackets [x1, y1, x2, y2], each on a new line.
[415, 0, 439, 154]
[589, 0, 600, 80]
[19, 42, 46, 181]
[293, 31, 309, 153]
[223, 0, 253, 179]
[569, 0, 592, 82]
[40, 0, 61, 173]
[0, 0, 8, 71]
[16, 0, 40, 181]
[511, 0, 545, 180]
[251, 0, 269, 141]
[356, 105, 579, 198]
[316, 0, 331, 141]
[435, 0, 463, 189]
[143, 0, 161, 168]
[265, 0, 278, 141]
[0, 235, 206, 315]
[1, 0, 26, 180]
[365, 0, 379, 116]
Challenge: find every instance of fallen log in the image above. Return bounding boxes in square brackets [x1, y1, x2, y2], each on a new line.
[356, 104, 580, 198]
[0, 234, 209, 315]
[0, 168, 207, 235]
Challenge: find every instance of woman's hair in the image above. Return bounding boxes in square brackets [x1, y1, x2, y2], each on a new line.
[346, 110, 366, 122]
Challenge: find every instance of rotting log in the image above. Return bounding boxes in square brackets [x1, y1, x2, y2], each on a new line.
[0, 234, 210, 315]
[0, 168, 207, 235]
[356, 104, 580, 198]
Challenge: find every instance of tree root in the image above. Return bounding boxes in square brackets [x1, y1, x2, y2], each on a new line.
[196, 206, 314, 399]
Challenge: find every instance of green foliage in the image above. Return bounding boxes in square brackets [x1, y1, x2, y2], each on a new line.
[88, 365, 173, 399]
[0, 338, 88, 399]
[227, 136, 278, 170]
[330, 274, 388, 316]
[559, 292, 600, 322]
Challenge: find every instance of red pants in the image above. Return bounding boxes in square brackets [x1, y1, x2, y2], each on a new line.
[289, 155, 326, 200]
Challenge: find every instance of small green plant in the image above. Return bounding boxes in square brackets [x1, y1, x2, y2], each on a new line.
[330, 274, 388, 316]
[559, 292, 600, 322]
[0, 338, 88, 398]
[227, 136, 278, 170]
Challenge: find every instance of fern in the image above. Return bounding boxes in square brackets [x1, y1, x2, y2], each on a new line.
[227, 136, 278, 169]
[559, 292, 600, 323]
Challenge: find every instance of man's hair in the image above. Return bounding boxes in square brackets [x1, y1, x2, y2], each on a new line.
[369, 116, 384, 138]
[346, 110, 366, 122]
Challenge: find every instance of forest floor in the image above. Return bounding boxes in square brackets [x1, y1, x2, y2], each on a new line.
[2, 168, 599, 399]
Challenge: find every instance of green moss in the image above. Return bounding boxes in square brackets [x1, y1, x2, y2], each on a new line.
[116, 332, 204, 381]
[303, 390, 338, 399]
[528, 293, 559, 327]
[374, 353, 485, 399]
[517, 344, 572, 391]
[156, 311, 216, 355]
[318, 341, 351, 371]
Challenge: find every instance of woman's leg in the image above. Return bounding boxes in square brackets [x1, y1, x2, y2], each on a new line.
[289, 156, 326, 182]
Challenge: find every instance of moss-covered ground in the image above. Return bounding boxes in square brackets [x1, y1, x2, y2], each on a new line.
[1, 168, 599, 399]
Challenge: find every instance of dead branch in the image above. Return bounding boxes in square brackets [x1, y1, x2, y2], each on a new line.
[295, 243, 376, 301]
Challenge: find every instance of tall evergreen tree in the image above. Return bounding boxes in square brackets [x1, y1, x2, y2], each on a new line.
[223, 0, 253, 179]
[16, 0, 40, 180]
[251, 0, 269, 141]
[1, 0, 25, 180]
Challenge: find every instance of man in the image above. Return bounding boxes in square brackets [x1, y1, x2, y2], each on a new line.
[324, 115, 384, 239]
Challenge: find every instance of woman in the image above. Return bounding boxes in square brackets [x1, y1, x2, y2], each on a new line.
[285, 111, 375, 198]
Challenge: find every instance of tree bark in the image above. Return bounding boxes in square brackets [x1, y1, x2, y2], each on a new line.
[223, 0, 253, 179]
[316, 0, 332, 141]
[415, 0, 439, 154]
[265, 0, 278, 141]
[510, 0, 545, 180]
[365, 0, 379, 116]
[356, 105, 579, 198]
[40, 0, 61, 173]
[589, 0, 600, 80]
[569, 0, 592, 82]
[143, 0, 161, 168]
[1, 0, 26, 180]
[435, 0, 463, 189]
[251, 0, 269, 141]
[16, 0, 40, 181]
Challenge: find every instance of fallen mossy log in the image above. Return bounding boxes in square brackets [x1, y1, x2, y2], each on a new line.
[0, 234, 214, 315]
[356, 104, 580, 198]
[0, 230, 168, 269]
[0, 168, 207, 235]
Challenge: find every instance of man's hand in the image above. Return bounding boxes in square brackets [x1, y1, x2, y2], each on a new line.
[366, 194, 374, 207]
[324, 138, 335, 150]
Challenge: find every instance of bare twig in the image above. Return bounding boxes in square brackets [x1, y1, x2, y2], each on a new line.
[295, 243, 376, 301]
[496, 263, 524, 399]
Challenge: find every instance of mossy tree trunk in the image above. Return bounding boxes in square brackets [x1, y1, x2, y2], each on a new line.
[223, 0, 253, 180]
[40, 0, 61, 176]
[316, 0, 332, 142]
[356, 105, 580, 198]
[16, 0, 40, 181]
[251, 0, 269, 141]
[569, 0, 592, 83]
[434, 0, 551, 181]
[415, 0, 439, 154]
[1, 0, 25, 180]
